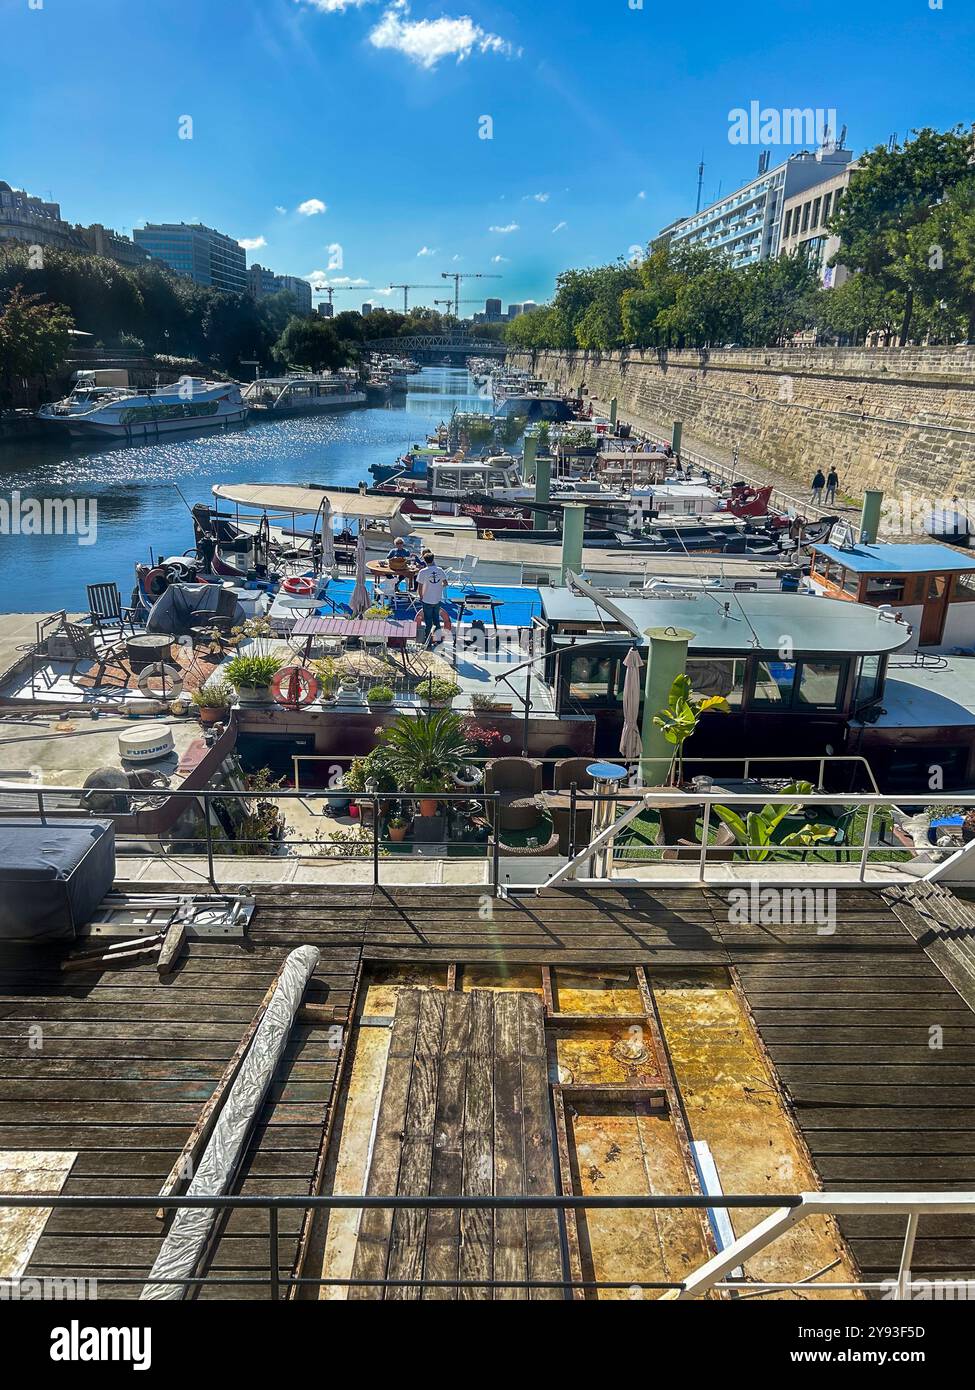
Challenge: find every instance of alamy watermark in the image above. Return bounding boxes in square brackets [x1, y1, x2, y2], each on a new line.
[728, 884, 837, 934]
[728, 103, 838, 147]
[0, 492, 97, 545]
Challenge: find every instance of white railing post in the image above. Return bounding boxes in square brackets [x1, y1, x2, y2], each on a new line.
[897, 1212, 919, 1300]
[698, 801, 711, 881]
[858, 804, 876, 882]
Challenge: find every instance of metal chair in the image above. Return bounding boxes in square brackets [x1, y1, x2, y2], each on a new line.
[445, 554, 479, 594]
[86, 582, 139, 638]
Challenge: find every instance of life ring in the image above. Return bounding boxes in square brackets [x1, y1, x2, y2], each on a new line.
[137, 663, 184, 701]
[271, 666, 319, 708]
[142, 566, 169, 599]
[440, 606, 452, 632]
[482, 529, 494, 541]
[283, 576, 315, 597]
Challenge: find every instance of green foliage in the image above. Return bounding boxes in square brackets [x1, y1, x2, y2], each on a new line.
[652, 674, 730, 786]
[0, 284, 74, 398]
[273, 315, 350, 372]
[190, 679, 233, 709]
[712, 782, 838, 862]
[367, 684, 395, 703]
[224, 653, 284, 688]
[342, 747, 396, 794]
[379, 710, 476, 794]
[422, 676, 461, 704]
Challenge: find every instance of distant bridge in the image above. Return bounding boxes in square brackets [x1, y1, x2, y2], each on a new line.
[367, 333, 506, 361]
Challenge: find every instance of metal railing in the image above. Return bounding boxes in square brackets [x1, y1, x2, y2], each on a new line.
[1, 1189, 968, 1299]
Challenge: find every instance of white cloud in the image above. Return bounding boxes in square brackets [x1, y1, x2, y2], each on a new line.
[491, 255, 509, 263]
[296, 0, 375, 11]
[297, 198, 327, 216]
[524, 192, 550, 203]
[552, 221, 568, 233]
[451, 254, 463, 262]
[274, 206, 288, 215]
[306, 273, 369, 286]
[416, 246, 438, 257]
[238, 236, 267, 251]
[637, 190, 647, 200]
[489, 222, 519, 234]
[369, 4, 518, 70]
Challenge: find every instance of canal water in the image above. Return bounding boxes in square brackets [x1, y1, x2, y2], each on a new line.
[0, 367, 490, 614]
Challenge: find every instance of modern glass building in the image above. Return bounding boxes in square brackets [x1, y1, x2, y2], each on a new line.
[133, 222, 247, 293]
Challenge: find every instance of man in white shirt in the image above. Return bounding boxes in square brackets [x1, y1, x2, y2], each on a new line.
[415, 554, 448, 645]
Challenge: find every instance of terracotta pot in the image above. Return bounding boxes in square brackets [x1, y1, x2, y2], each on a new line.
[418, 797, 439, 817]
[388, 824, 409, 843]
[197, 707, 223, 726]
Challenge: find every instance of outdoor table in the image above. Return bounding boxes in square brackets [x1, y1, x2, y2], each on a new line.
[291, 614, 418, 670]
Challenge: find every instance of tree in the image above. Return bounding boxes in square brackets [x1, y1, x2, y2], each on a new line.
[829, 127, 974, 344]
[273, 315, 350, 371]
[0, 284, 74, 403]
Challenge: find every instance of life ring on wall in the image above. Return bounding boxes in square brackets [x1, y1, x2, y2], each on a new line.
[282, 576, 315, 596]
[137, 663, 184, 701]
[142, 566, 169, 598]
[271, 666, 319, 708]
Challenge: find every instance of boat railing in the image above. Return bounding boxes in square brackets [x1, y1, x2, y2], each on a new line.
[0, 1189, 966, 1299]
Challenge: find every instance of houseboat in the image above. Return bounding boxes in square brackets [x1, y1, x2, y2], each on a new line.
[242, 372, 367, 417]
[37, 375, 247, 439]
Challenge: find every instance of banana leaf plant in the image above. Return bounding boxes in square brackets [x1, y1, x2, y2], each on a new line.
[712, 780, 838, 862]
[652, 673, 730, 787]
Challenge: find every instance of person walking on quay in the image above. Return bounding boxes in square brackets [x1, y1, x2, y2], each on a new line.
[416, 552, 448, 646]
[811, 469, 826, 505]
[825, 468, 839, 506]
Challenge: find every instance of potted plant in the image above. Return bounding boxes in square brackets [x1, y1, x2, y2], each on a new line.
[422, 676, 461, 709]
[652, 673, 730, 844]
[311, 657, 339, 704]
[191, 679, 233, 725]
[224, 652, 284, 706]
[386, 813, 410, 843]
[471, 692, 513, 717]
[367, 683, 395, 707]
[380, 710, 475, 817]
[713, 782, 838, 862]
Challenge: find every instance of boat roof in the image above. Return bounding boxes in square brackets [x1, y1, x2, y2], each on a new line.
[541, 590, 912, 655]
[812, 541, 975, 574]
[212, 483, 402, 521]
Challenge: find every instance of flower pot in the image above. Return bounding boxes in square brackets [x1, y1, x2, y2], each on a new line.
[197, 706, 224, 725]
[368, 697, 394, 709]
[388, 823, 409, 843]
[418, 797, 439, 817]
[233, 682, 271, 707]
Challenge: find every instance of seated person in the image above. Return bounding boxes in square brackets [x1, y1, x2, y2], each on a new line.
[386, 537, 413, 574]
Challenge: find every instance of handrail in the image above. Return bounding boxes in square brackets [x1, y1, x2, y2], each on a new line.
[1, 1189, 969, 1299]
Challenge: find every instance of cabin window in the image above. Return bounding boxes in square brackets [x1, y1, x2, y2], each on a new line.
[855, 655, 882, 707]
[751, 660, 797, 706]
[864, 575, 906, 605]
[953, 573, 975, 603]
[686, 658, 746, 708]
[566, 653, 620, 706]
[795, 661, 845, 708]
[840, 567, 860, 597]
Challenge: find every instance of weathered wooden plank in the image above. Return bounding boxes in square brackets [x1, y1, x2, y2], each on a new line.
[423, 992, 471, 1301]
[519, 992, 563, 1301]
[459, 990, 494, 1300]
[493, 991, 527, 1302]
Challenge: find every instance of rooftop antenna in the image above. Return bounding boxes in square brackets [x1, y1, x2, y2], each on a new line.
[887, 132, 898, 153]
[695, 154, 705, 214]
[838, 124, 848, 149]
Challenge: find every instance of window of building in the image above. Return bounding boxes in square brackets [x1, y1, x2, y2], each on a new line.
[783, 209, 793, 239]
[686, 658, 746, 709]
[801, 203, 811, 232]
[812, 197, 822, 227]
[822, 191, 833, 222]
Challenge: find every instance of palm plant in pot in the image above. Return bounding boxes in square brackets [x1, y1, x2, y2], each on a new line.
[652, 673, 730, 844]
[380, 710, 475, 817]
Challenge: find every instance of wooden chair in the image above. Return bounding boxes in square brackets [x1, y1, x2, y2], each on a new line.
[87, 582, 139, 637]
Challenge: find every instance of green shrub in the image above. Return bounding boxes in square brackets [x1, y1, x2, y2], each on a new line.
[225, 653, 284, 687]
[191, 680, 232, 709]
[367, 684, 394, 703]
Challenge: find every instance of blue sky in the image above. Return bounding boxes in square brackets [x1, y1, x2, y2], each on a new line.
[1, 0, 973, 312]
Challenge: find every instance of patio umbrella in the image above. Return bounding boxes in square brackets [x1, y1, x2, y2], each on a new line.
[320, 508, 336, 573]
[619, 647, 644, 763]
[350, 532, 369, 616]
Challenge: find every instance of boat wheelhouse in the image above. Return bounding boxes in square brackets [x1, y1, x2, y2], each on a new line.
[808, 539, 975, 650]
[539, 589, 911, 772]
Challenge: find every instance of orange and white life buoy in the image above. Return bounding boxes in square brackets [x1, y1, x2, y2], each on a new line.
[282, 576, 315, 597]
[142, 566, 169, 599]
[440, 606, 452, 632]
[271, 666, 319, 708]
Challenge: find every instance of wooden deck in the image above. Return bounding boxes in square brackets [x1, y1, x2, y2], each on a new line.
[2, 883, 974, 1297]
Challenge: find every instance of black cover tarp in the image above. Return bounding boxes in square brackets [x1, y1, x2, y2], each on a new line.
[0, 818, 115, 941]
[146, 582, 247, 635]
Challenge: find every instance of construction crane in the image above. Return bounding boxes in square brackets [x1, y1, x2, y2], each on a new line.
[433, 298, 483, 315]
[440, 271, 502, 317]
[388, 284, 442, 313]
[310, 284, 384, 309]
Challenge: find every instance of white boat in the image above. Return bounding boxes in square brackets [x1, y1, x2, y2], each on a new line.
[37, 375, 247, 439]
[242, 372, 367, 416]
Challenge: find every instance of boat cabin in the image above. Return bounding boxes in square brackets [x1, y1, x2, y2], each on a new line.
[808, 540, 975, 650]
[538, 590, 911, 772]
[426, 459, 522, 497]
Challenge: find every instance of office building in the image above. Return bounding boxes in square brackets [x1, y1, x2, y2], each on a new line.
[133, 222, 247, 293]
[780, 162, 855, 287]
[662, 145, 854, 269]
